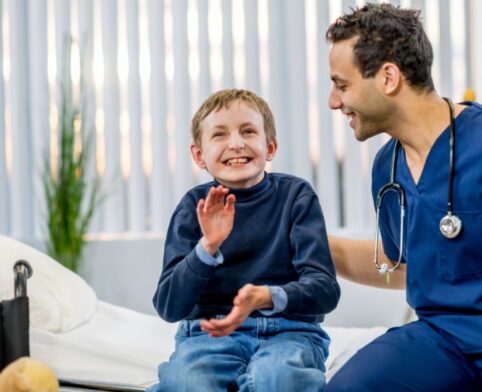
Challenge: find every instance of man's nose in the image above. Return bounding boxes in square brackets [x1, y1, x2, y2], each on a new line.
[329, 89, 342, 110]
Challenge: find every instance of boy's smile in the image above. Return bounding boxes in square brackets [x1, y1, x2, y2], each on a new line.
[191, 100, 277, 189]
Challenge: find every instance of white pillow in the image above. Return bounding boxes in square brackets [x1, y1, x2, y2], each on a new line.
[0, 235, 97, 333]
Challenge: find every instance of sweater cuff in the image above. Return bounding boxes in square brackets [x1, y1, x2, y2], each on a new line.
[258, 286, 288, 316]
[195, 242, 224, 266]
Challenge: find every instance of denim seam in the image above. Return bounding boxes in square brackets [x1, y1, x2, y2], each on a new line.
[247, 368, 255, 392]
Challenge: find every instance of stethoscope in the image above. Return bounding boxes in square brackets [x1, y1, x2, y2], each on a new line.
[374, 97, 462, 274]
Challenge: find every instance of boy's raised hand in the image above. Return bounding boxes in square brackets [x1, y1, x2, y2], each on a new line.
[200, 284, 273, 337]
[197, 185, 236, 255]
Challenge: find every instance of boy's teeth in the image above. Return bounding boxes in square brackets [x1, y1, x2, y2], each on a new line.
[228, 158, 248, 165]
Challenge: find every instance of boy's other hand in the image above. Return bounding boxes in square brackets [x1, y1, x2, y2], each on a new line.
[198, 185, 236, 255]
[200, 284, 273, 337]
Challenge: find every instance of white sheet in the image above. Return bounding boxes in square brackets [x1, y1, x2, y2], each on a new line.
[31, 301, 386, 388]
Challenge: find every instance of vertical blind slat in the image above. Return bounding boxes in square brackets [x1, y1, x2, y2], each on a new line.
[410, 0, 426, 17]
[284, 0, 311, 181]
[244, 0, 260, 94]
[126, 0, 146, 232]
[438, 0, 452, 98]
[342, 128, 368, 229]
[77, 0, 100, 233]
[341, 0, 355, 14]
[267, 0, 290, 174]
[339, 0, 372, 230]
[148, 0, 171, 231]
[0, 0, 8, 234]
[9, 0, 32, 238]
[55, 0, 70, 94]
[221, 0, 234, 88]
[101, 0, 124, 231]
[28, 0, 49, 238]
[197, 0, 210, 103]
[475, 0, 482, 99]
[172, 0, 194, 202]
[316, 0, 340, 229]
[464, 0, 473, 90]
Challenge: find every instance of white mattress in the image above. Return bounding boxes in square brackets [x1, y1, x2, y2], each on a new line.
[31, 301, 386, 389]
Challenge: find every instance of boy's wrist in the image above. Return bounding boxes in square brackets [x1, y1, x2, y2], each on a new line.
[200, 237, 220, 255]
[255, 285, 273, 310]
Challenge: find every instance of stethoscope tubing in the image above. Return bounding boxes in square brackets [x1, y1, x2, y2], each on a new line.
[374, 97, 461, 274]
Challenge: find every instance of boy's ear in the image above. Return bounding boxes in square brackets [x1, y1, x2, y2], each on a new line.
[266, 139, 278, 162]
[191, 144, 207, 169]
[378, 62, 402, 95]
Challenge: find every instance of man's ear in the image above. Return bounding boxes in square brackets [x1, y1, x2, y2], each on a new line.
[378, 62, 402, 95]
[191, 144, 207, 169]
[266, 139, 278, 162]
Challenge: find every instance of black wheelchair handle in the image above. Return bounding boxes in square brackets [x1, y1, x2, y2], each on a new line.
[13, 260, 33, 298]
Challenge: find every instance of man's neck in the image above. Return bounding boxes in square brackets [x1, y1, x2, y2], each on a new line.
[390, 93, 452, 184]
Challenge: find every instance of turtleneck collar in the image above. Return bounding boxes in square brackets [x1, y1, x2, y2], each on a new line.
[214, 172, 270, 202]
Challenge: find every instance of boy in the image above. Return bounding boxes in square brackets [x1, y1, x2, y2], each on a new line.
[149, 89, 340, 391]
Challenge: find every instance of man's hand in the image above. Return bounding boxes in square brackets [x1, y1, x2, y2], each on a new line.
[200, 284, 273, 337]
[197, 185, 236, 255]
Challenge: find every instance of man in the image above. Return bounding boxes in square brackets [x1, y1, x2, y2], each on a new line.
[325, 3, 482, 391]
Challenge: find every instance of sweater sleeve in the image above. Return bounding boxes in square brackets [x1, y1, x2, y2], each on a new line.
[280, 191, 340, 316]
[152, 198, 218, 322]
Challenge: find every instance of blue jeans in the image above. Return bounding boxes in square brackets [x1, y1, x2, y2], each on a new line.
[147, 316, 330, 392]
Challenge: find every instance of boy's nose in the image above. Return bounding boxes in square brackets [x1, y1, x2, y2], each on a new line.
[228, 134, 245, 150]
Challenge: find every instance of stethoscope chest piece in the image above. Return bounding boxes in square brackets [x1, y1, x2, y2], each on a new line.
[440, 213, 462, 239]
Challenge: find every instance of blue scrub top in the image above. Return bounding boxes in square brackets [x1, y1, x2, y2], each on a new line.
[372, 102, 482, 354]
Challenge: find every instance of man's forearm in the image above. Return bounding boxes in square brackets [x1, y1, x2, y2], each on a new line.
[329, 236, 406, 289]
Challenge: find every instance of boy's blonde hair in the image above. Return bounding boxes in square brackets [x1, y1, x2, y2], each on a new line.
[191, 89, 276, 147]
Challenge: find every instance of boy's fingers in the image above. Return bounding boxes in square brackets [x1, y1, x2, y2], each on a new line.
[207, 322, 239, 336]
[208, 318, 230, 328]
[196, 199, 205, 215]
[203, 187, 214, 209]
[233, 295, 243, 306]
[225, 194, 236, 211]
[200, 319, 217, 331]
[210, 312, 241, 329]
[209, 326, 238, 337]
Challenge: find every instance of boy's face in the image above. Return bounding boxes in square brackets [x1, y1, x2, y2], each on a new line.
[328, 37, 394, 141]
[191, 100, 277, 189]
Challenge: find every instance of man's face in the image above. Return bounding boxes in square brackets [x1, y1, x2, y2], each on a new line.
[328, 37, 393, 141]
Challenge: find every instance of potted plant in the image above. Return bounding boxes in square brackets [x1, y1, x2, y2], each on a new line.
[43, 37, 102, 272]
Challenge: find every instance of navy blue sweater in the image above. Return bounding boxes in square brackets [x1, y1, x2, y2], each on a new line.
[153, 173, 340, 323]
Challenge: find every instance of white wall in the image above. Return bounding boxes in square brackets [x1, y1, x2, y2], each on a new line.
[76, 237, 409, 328]
[78, 236, 164, 315]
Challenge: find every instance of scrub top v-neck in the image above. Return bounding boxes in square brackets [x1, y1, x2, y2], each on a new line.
[371, 101, 482, 354]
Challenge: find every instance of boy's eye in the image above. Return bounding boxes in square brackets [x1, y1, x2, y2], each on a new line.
[212, 132, 226, 138]
[242, 128, 256, 134]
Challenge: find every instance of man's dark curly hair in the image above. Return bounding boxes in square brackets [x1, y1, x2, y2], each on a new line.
[326, 3, 434, 92]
